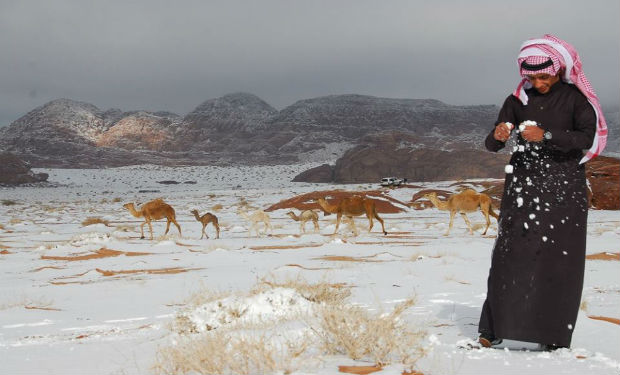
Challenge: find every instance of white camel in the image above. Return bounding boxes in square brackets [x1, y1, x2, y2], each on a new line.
[238, 209, 272, 236]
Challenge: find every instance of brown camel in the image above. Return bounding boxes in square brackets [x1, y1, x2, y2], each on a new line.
[123, 198, 182, 240]
[286, 210, 320, 234]
[190, 209, 220, 239]
[316, 196, 387, 235]
[423, 190, 499, 235]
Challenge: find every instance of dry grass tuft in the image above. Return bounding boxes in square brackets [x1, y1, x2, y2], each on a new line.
[81, 217, 110, 226]
[211, 203, 224, 211]
[9, 218, 22, 225]
[316, 299, 424, 367]
[154, 332, 312, 375]
[112, 197, 123, 203]
[1, 199, 18, 206]
[253, 275, 351, 306]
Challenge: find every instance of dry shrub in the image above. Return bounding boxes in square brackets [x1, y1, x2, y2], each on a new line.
[253, 275, 351, 306]
[316, 299, 425, 367]
[1, 199, 18, 206]
[81, 217, 109, 226]
[112, 197, 123, 203]
[211, 203, 224, 211]
[154, 332, 312, 375]
[9, 218, 22, 225]
[157, 277, 424, 374]
[0, 223, 4, 230]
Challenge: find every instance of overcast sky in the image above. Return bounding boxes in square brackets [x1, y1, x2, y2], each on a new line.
[1, 0, 618, 126]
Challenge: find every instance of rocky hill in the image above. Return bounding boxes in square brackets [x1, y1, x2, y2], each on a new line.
[0, 152, 48, 185]
[293, 132, 511, 183]
[0, 93, 617, 171]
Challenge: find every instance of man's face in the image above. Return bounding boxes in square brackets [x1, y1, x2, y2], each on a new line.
[526, 73, 560, 94]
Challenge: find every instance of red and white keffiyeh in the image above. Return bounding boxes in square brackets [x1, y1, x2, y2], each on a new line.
[513, 34, 607, 164]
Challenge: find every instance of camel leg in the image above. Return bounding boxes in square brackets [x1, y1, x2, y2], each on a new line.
[300, 221, 305, 234]
[313, 218, 319, 232]
[201, 224, 208, 239]
[373, 211, 387, 235]
[140, 221, 147, 239]
[164, 220, 171, 235]
[265, 220, 272, 234]
[173, 219, 182, 237]
[147, 220, 154, 240]
[460, 213, 473, 234]
[334, 213, 342, 234]
[446, 211, 456, 236]
[366, 211, 374, 232]
[481, 207, 491, 235]
[348, 216, 358, 236]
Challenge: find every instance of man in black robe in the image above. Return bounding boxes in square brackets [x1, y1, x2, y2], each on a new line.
[477, 34, 607, 351]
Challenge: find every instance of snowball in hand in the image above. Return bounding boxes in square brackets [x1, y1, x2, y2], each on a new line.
[518, 120, 538, 132]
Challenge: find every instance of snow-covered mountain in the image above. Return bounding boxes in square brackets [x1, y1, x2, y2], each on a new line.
[1, 93, 616, 169]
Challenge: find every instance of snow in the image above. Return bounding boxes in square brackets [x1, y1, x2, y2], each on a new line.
[518, 120, 538, 132]
[0, 164, 618, 375]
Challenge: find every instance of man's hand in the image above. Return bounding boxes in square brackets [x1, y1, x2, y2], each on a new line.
[521, 126, 545, 142]
[493, 122, 513, 142]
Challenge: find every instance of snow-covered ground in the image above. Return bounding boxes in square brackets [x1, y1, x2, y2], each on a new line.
[1, 165, 618, 375]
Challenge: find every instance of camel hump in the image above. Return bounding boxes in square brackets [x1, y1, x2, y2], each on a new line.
[461, 189, 478, 195]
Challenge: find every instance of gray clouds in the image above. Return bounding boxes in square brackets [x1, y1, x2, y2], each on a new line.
[1, 0, 618, 126]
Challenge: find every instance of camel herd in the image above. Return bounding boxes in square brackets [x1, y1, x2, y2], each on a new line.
[122, 190, 498, 240]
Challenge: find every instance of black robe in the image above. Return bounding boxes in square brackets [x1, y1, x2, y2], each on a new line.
[478, 80, 596, 347]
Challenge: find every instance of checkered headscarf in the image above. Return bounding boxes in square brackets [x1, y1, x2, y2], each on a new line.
[513, 34, 607, 164]
[518, 55, 560, 77]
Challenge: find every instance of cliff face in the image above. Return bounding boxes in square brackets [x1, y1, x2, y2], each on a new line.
[96, 111, 182, 152]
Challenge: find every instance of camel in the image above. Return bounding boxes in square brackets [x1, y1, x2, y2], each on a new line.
[238, 209, 272, 236]
[423, 189, 499, 235]
[123, 198, 182, 240]
[316, 196, 387, 236]
[286, 210, 320, 234]
[190, 209, 220, 239]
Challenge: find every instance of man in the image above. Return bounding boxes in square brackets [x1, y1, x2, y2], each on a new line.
[478, 34, 607, 351]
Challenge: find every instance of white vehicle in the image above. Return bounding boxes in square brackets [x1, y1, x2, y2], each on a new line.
[380, 177, 403, 186]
